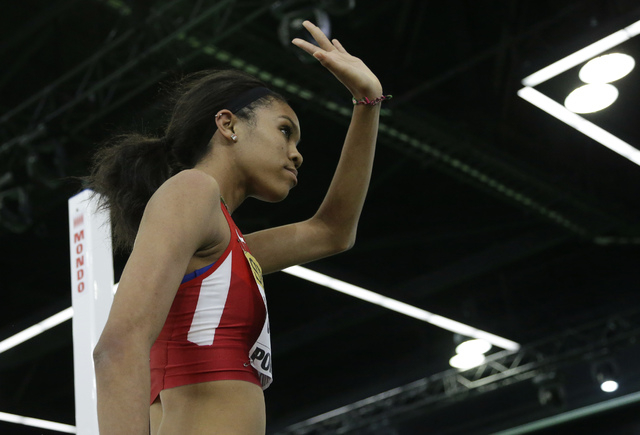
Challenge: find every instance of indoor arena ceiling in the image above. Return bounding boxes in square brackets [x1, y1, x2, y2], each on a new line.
[2, 1, 640, 434]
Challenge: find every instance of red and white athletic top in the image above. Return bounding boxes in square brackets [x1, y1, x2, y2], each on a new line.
[150, 201, 272, 405]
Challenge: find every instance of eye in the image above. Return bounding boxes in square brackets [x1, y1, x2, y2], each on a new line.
[280, 125, 292, 139]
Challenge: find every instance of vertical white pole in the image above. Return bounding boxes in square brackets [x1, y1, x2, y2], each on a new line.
[68, 189, 114, 435]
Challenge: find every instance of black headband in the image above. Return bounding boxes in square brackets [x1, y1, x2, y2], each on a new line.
[227, 87, 275, 113]
[202, 87, 275, 146]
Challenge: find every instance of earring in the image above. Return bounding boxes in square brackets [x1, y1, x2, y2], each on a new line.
[231, 134, 237, 142]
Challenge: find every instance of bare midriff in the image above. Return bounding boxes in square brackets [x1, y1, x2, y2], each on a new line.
[151, 380, 266, 435]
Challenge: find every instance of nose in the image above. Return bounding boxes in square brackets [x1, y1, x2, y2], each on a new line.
[289, 146, 303, 169]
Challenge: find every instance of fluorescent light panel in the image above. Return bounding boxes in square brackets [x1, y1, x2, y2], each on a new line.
[522, 19, 640, 87]
[519, 19, 640, 167]
[0, 273, 515, 435]
[0, 268, 518, 378]
[282, 266, 520, 351]
[0, 307, 73, 354]
[518, 87, 640, 166]
[0, 411, 76, 434]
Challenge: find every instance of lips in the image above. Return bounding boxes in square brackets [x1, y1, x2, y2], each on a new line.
[285, 167, 298, 184]
[285, 167, 298, 177]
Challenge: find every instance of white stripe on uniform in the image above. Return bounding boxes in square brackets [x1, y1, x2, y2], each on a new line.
[187, 255, 233, 346]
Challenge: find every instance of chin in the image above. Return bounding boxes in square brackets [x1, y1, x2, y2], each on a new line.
[254, 188, 291, 203]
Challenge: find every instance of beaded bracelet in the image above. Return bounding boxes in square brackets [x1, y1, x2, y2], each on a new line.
[352, 95, 393, 106]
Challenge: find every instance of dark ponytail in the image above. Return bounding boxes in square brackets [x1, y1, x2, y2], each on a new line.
[85, 69, 285, 251]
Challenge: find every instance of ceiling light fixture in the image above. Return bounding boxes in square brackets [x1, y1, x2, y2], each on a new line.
[579, 53, 635, 83]
[564, 83, 619, 113]
[521, 20, 640, 87]
[518, 18, 640, 166]
[456, 338, 492, 355]
[0, 307, 73, 354]
[0, 411, 76, 434]
[564, 52, 634, 114]
[594, 361, 620, 393]
[518, 87, 640, 166]
[601, 379, 619, 393]
[283, 266, 520, 351]
[1, 268, 519, 360]
[449, 352, 485, 370]
[449, 338, 492, 370]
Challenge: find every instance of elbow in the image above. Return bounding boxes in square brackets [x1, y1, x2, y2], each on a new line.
[334, 233, 356, 253]
[93, 347, 110, 380]
[314, 216, 357, 254]
[344, 235, 356, 252]
[93, 334, 142, 370]
[93, 338, 115, 371]
[93, 319, 157, 371]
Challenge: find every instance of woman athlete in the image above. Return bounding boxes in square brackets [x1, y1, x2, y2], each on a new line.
[91, 21, 384, 435]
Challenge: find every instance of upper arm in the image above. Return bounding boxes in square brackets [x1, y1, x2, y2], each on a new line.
[96, 170, 224, 352]
[244, 217, 352, 275]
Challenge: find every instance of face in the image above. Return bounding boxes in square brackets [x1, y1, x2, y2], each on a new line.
[235, 100, 303, 202]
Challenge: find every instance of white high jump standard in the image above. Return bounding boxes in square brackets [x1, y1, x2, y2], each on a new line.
[68, 189, 114, 435]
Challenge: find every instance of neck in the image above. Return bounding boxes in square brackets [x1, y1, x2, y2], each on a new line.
[194, 151, 247, 214]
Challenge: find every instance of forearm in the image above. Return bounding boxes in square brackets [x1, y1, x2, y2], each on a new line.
[94, 347, 151, 435]
[314, 103, 381, 247]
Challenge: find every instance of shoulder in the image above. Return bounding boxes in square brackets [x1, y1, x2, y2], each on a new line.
[146, 169, 220, 212]
[138, 169, 224, 250]
[158, 168, 219, 198]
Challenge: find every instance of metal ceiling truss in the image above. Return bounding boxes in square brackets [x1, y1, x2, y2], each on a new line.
[202, 29, 638, 242]
[276, 309, 640, 435]
[0, 0, 269, 150]
[2, 0, 635, 241]
[378, 111, 638, 239]
[0, 0, 276, 233]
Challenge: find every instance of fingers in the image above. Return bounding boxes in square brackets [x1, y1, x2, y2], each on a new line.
[332, 39, 347, 54]
[301, 20, 334, 51]
[292, 21, 349, 61]
[291, 37, 323, 57]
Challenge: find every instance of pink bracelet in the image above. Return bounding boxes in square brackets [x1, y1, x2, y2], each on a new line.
[352, 95, 392, 106]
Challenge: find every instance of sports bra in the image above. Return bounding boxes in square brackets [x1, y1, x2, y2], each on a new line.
[149, 201, 272, 404]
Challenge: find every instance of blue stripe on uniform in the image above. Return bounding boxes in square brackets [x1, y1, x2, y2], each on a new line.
[181, 262, 215, 284]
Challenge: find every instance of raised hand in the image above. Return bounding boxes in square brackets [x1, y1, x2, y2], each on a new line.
[292, 21, 383, 100]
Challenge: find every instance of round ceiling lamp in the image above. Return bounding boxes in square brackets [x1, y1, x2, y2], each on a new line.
[449, 353, 485, 370]
[579, 53, 635, 84]
[455, 338, 492, 355]
[564, 83, 619, 113]
[601, 380, 619, 393]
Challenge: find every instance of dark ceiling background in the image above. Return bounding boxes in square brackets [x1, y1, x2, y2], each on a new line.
[2, 1, 640, 434]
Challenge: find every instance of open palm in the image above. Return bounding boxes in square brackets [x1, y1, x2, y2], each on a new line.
[292, 21, 383, 99]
